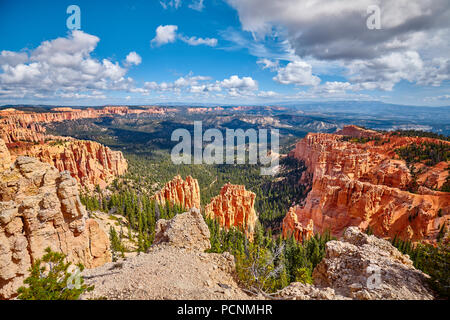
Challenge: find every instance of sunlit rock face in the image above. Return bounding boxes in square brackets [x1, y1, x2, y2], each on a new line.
[205, 183, 258, 240]
[0, 108, 129, 190]
[0, 150, 111, 299]
[153, 175, 201, 210]
[283, 126, 449, 243]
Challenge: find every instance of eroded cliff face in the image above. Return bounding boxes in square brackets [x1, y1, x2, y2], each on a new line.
[153, 175, 201, 210]
[0, 147, 111, 299]
[283, 126, 449, 242]
[0, 107, 129, 190]
[8, 139, 128, 190]
[205, 184, 258, 240]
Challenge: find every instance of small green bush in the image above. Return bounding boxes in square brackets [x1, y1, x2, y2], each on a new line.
[17, 247, 94, 300]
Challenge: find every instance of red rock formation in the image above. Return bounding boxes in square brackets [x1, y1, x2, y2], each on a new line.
[205, 184, 258, 239]
[153, 175, 201, 210]
[335, 125, 382, 138]
[283, 126, 450, 243]
[6, 139, 127, 190]
[282, 207, 314, 242]
[0, 149, 111, 299]
[0, 107, 130, 189]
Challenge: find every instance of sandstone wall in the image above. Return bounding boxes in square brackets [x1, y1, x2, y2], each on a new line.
[283, 126, 449, 242]
[8, 139, 128, 190]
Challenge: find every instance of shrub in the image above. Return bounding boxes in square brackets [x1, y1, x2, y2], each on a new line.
[17, 247, 94, 300]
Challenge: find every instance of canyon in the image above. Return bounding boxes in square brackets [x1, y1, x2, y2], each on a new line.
[81, 209, 434, 300]
[0, 107, 130, 189]
[0, 142, 111, 299]
[283, 126, 449, 243]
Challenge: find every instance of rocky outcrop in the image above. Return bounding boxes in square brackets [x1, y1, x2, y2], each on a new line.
[81, 209, 251, 300]
[277, 227, 434, 300]
[0, 154, 111, 299]
[283, 127, 450, 242]
[205, 184, 258, 240]
[153, 208, 210, 251]
[282, 207, 314, 242]
[0, 139, 11, 171]
[153, 175, 201, 210]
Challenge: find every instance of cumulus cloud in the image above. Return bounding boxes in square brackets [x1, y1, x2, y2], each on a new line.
[227, 0, 450, 60]
[125, 51, 142, 66]
[0, 30, 135, 101]
[221, 75, 258, 91]
[273, 60, 320, 86]
[0, 51, 28, 67]
[347, 51, 426, 91]
[152, 25, 218, 47]
[227, 0, 450, 90]
[139, 74, 258, 98]
[151, 25, 179, 46]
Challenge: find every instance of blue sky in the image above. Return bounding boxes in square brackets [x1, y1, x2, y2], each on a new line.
[0, 0, 449, 106]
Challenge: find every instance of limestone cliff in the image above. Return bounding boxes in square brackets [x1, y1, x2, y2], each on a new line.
[153, 175, 201, 210]
[205, 184, 258, 239]
[0, 150, 111, 299]
[283, 126, 449, 242]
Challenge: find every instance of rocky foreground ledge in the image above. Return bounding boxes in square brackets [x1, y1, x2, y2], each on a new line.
[82, 208, 435, 300]
[277, 227, 434, 300]
[81, 209, 252, 300]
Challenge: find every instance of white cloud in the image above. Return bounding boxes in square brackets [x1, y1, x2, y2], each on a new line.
[188, 0, 204, 11]
[227, 0, 450, 90]
[257, 58, 279, 71]
[151, 25, 178, 46]
[160, 0, 205, 11]
[151, 25, 218, 47]
[273, 60, 320, 86]
[221, 75, 258, 91]
[0, 51, 28, 67]
[125, 51, 142, 66]
[347, 51, 426, 91]
[160, 0, 182, 10]
[138, 74, 258, 98]
[258, 90, 278, 98]
[180, 36, 217, 47]
[0, 30, 134, 101]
